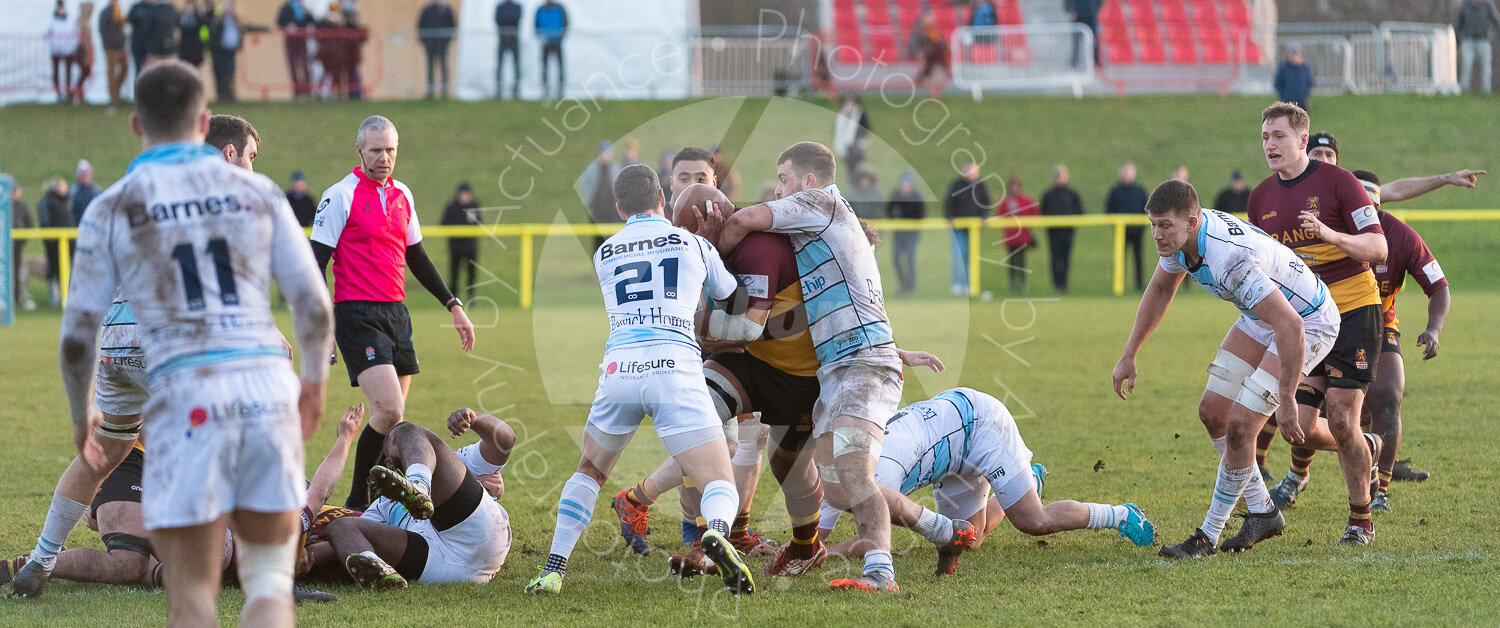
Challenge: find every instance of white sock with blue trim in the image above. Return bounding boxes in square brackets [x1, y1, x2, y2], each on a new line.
[699, 480, 739, 536]
[915, 507, 955, 544]
[1201, 461, 1253, 544]
[31, 493, 88, 569]
[546, 473, 601, 573]
[405, 463, 433, 494]
[863, 549, 895, 580]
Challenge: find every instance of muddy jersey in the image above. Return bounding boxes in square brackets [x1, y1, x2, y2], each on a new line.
[880, 388, 1030, 493]
[1374, 211, 1447, 330]
[765, 185, 894, 365]
[594, 213, 739, 353]
[1247, 159, 1382, 313]
[67, 142, 325, 380]
[729, 231, 818, 377]
[98, 296, 144, 358]
[1158, 209, 1330, 320]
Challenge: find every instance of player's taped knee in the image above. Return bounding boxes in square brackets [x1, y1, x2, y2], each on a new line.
[1236, 368, 1283, 416]
[1294, 383, 1325, 409]
[235, 539, 295, 606]
[831, 426, 882, 459]
[702, 369, 742, 423]
[101, 532, 154, 557]
[94, 417, 142, 442]
[1205, 349, 1255, 400]
[817, 463, 840, 485]
[732, 415, 767, 467]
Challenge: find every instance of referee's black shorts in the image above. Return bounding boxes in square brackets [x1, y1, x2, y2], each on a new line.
[335, 300, 420, 387]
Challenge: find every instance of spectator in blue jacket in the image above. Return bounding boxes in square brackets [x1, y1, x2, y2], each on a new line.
[1104, 162, 1148, 290]
[535, 0, 568, 99]
[1274, 43, 1314, 110]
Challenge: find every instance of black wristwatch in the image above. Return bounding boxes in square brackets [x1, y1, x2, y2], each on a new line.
[445, 297, 463, 311]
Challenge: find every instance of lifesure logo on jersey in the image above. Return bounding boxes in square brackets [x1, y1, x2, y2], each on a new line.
[128, 195, 249, 228]
[598, 234, 684, 261]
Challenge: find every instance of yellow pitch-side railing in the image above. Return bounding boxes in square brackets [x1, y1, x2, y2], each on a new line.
[14, 209, 1500, 309]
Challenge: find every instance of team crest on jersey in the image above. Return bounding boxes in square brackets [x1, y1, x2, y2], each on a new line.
[1306, 196, 1319, 211]
[1375, 264, 1388, 274]
[1355, 348, 1368, 370]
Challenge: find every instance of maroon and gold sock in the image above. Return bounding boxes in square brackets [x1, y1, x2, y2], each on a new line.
[1289, 446, 1317, 478]
[1256, 422, 1278, 468]
[784, 477, 823, 558]
[1349, 498, 1373, 531]
[731, 513, 751, 536]
[626, 480, 657, 508]
[1377, 470, 1393, 494]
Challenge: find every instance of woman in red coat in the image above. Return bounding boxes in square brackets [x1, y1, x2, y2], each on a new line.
[995, 174, 1038, 294]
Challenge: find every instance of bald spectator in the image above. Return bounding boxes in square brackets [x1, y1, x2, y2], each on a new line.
[1040, 164, 1082, 294]
[1105, 162, 1148, 291]
[69, 160, 101, 225]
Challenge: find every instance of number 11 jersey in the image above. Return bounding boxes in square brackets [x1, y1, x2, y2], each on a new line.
[593, 213, 739, 353]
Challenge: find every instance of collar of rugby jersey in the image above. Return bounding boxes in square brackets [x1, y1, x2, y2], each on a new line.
[353, 166, 401, 210]
[626, 212, 668, 225]
[127, 142, 220, 174]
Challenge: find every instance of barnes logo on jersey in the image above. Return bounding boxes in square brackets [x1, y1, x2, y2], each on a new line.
[599, 234, 683, 261]
[128, 195, 247, 228]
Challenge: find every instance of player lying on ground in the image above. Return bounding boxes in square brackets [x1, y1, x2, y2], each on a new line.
[819, 388, 1155, 575]
[324, 409, 514, 589]
[1113, 179, 1346, 558]
[528, 164, 757, 597]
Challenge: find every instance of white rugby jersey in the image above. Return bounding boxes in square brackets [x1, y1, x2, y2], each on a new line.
[594, 212, 739, 353]
[98, 296, 143, 358]
[67, 143, 324, 379]
[1159, 209, 1330, 320]
[765, 185, 894, 365]
[881, 388, 1028, 494]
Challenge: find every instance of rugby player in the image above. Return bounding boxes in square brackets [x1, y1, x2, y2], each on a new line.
[310, 115, 476, 511]
[527, 164, 757, 596]
[666, 146, 717, 207]
[1248, 103, 1385, 545]
[324, 409, 513, 589]
[59, 61, 333, 625]
[819, 388, 1155, 575]
[719, 141, 907, 592]
[1113, 180, 1340, 557]
[7, 113, 265, 600]
[1256, 132, 1466, 484]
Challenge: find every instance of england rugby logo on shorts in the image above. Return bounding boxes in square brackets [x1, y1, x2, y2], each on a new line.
[1355, 348, 1368, 370]
[365, 346, 376, 361]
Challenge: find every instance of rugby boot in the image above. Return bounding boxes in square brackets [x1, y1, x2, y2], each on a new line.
[344, 553, 406, 590]
[1392, 459, 1430, 482]
[763, 541, 828, 577]
[611, 488, 652, 556]
[1159, 528, 1218, 559]
[367, 465, 435, 520]
[1118, 504, 1157, 547]
[701, 530, 756, 595]
[1219, 510, 1285, 552]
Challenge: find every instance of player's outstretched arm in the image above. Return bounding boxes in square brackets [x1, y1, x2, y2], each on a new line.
[1418, 285, 1451, 360]
[1381, 169, 1486, 203]
[307, 404, 365, 512]
[718, 203, 773, 255]
[1113, 266, 1186, 400]
[59, 307, 106, 469]
[1250, 291, 1306, 442]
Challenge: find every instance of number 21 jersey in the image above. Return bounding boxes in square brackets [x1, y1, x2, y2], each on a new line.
[593, 213, 740, 353]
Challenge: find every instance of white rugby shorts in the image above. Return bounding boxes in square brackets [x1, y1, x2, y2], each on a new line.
[415, 499, 511, 584]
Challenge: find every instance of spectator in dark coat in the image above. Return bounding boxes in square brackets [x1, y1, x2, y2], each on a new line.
[535, 0, 568, 99]
[494, 0, 522, 99]
[944, 162, 992, 296]
[419, 0, 457, 98]
[1105, 162, 1148, 290]
[1213, 170, 1250, 214]
[176, 0, 207, 68]
[126, 0, 152, 76]
[1067, 0, 1101, 66]
[1040, 164, 1083, 294]
[580, 141, 622, 250]
[69, 160, 100, 225]
[36, 178, 72, 307]
[10, 184, 33, 309]
[886, 172, 925, 296]
[145, 0, 179, 68]
[845, 167, 883, 220]
[207, 2, 243, 102]
[285, 171, 317, 226]
[99, 0, 129, 108]
[1274, 43, 1314, 110]
[441, 182, 482, 301]
[276, 0, 315, 98]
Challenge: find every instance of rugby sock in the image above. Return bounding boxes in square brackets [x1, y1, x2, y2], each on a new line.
[1349, 498, 1373, 531]
[1289, 446, 1317, 479]
[1256, 421, 1278, 468]
[915, 508, 956, 544]
[681, 475, 703, 543]
[863, 549, 895, 580]
[731, 513, 751, 536]
[1201, 462, 1253, 544]
[346, 425, 385, 508]
[626, 480, 657, 508]
[1084, 503, 1129, 529]
[547, 472, 601, 572]
[700, 480, 739, 537]
[1211, 436, 1227, 459]
[30, 494, 88, 569]
[405, 463, 433, 495]
[786, 478, 823, 558]
[1242, 475, 1275, 514]
[1377, 470, 1393, 494]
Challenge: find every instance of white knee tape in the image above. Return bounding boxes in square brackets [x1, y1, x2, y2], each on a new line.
[831, 426, 881, 459]
[1236, 368, 1283, 416]
[236, 539, 295, 605]
[1206, 349, 1255, 399]
[817, 463, 841, 485]
[732, 416, 766, 466]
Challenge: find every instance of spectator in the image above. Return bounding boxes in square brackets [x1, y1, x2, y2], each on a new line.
[970, 0, 997, 27]
[36, 177, 72, 307]
[177, 0, 207, 69]
[315, 4, 366, 100]
[342, 6, 368, 100]
[10, 185, 34, 310]
[495, 0, 522, 99]
[45, 2, 80, 103]
[1213, 170, 1250, 213]
[886, 172, 925, 296]
[995, 173, 1037, 294]
[710, 145, 741, 202]
[99, 0, 129, 110]
[1105, 162, 1148, 291]
[70, 160, 101, 224]
[1040, 164, 1082, 294]
[580, 140, 622, 250]
[1274, 43, 1313, 110]
[620, 138, 642, 166]
[126, 0, 152, 77]
[207, 0, 243, 103]
[1456, 0, 1500, 93]
[1066, 0, 1101, 67]
[944, 162, 992, 296]
[71, 2, 96, 105]
[277, 0, 315, 98]
[846, 167, 883, 220]
[656, 149, 675, 197]
[285, 170, 317, 226]
[441, 182, 482, 302]
[911, 8, 949, 92]
[833, 95, 871, 177]
[535, 0, 568, 100]
[1171, 164, 1189, 183]
[146, 0, 180, 67]
[418, 0, 456, 99]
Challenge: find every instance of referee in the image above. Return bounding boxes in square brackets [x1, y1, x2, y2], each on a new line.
[310, 115, 476, 510]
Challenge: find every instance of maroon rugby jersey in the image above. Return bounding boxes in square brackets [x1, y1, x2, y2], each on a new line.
[1374, 211, 1447, 330]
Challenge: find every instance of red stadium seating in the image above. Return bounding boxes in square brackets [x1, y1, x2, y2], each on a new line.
[833, 0, 863, 63]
